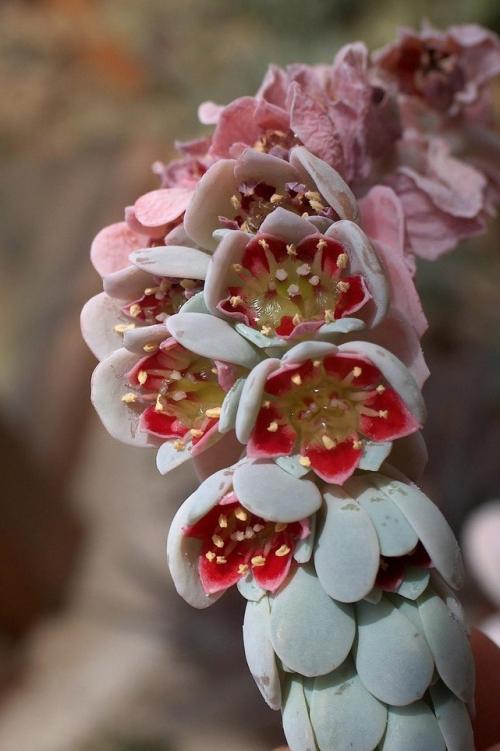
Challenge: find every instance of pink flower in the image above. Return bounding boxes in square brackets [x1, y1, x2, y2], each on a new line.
[374, 23, 500, 118]
[184, 146, 357, 251]
[204, 207, 389, 341]
[385, 134, 488, 259]
[202, 44, 400, 184]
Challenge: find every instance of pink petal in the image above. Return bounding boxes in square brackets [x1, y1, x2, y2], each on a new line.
[134, 188, 193, 229]
[198, 100, 225, 125]
[90, 221, 148, 276]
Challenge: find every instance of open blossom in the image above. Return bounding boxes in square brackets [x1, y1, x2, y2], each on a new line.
[202, 43, 401, 184]
[81, 242, 210, 361]
[204, 207, 389, 342]
[91, 312, 260, 475]
[235, 341, 424, 485]
[167, 462, 321, 606]
[184, 146, 357, 251]
[374, 23, 500, 119]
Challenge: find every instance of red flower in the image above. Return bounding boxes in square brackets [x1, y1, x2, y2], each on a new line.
[376, 542, 432, 592]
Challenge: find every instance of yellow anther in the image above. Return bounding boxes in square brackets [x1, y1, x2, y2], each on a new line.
[353, 366, 363, 378]
[121, 392, 137, 404]
[299, 456, 311, 467]
[260, 325, 272, 336]
[253, 524, 265, 533]
[258, 238, 270, 250]
[270, 193, 283, 204]
[286, 243, 297, 256]
[180, 279, 196, 290]
[275, 545, 291, 557]
[238, 563, 249, 575]
[324, 309, 335, 323]
[353, 439, 363, 450]
[251, 555, 266, 567]
[336, 253, 348, 269]
[275, 522, 288, 532]
[205, 407, 221, 419]
[231, 531, 245, 542]
[313, 360, 321, 367]
[190, 428, 204, 437]
[216, 556, 227, 565]
[263, 400, 271, 408]
[143, 343, 157, 353]
[230, 295, 243, 307]
[129, 304, 142, 318]
[235, 507, 248, 522]
[232, 263, 243, 272]
[322, 435, 335, 450]
[267, 421, 278, 432]
[230, 194, 241, 210]
[291, 374, 302, 385]
[173, 440, 186, 451]
[337, 281, 351, 294]
[218, 514, 228, 529]
[376, 384, 386, 394]
[305, 190, 322, 202]
[378, 410, 389, 419]
[114, 322, 136, 334]
[155, 395, 164, 412]
[205, 551, 216, 562]
[169, 370, 182, 381]
[137, 371, 148, 385]
[292, 314, 302, 326]
[212, 534, 224, 549]
[316, 238, 327, 251]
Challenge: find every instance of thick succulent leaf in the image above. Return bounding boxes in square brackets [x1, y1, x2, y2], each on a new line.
[430, 682, 474, 751]
[233, 461, 322, 522]
[243, 597, 282, 710]
[270, 565, 355, 677]
[237, 573, 266, 602]
[235, 147, 298, 186]
[364, 587, 383, 604]
[294, 514, 316, 564]
[326, 220, 389, 326]
[81, 292, 133, 361]
[129, 245, 210, 279]
[314, 487, 380, 603]
[417, 591, 475, 704]
[282, 676, 319, 751]
[430, 572, 466, 626]
[259, 207, 317, 245]
[219, 378, 245, 433]
[184, 159, 239, 251]
[185, 468, 235, 526]
[235, 322, 287, 349]
[310, 659, 387, 751]
[282, 341, 338, 364]
[166, 478, 229, 609]
[103, 265, 152, 301]
[318, 317, 365, 336]
[122, 323, 167, 354]
[389, 596, 426, 635]
[235, 358, 281, 442]
[338, 341, 426, 425]
[204, 231, 250, 315]
[289, 146, 358, 221]
[345, 476, 418, 557]
[396, 567, 430, 600]
[276, 454, 313, 479]
[167, 312, 260, 368]
[91, 348, 161, 448]
[355, 597, 434, 706]
[358, 440, 393, 472]
[380, 701, 446, 751]
[372, 476, 464, 590]
[179, 290, 210, 314]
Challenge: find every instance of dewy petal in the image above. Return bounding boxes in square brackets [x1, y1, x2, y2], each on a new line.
[243, 597, 282, 710]
[134, 187, 193, 229]
[129, 245, 210, 280]
[81, 292, 133, 361]
[184, 159, 239, 251]
[289, 146, 358, 221]
[305, 438, 362, 484]
[166, 312, 260, 368]
[91, 221, 148, 276]
[233, 461, 322, 522]
[91, 348, 162, 447]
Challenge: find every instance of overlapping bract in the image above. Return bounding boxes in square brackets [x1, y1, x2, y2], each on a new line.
[80, 21, 499, 751]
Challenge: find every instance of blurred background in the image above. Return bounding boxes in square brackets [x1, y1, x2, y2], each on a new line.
[0, 1, 499, 749]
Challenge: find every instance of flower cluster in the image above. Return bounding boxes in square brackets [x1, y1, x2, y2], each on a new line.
[82, 22, 498, 751]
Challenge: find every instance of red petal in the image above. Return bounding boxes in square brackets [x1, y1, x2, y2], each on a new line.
[323, 353, 381, 387]
[404, 542, 432, 569]
[360, 388, 419, 441]
[265, 360, 315, 396]
[321, 238, 346, 276]
[335, 275, 371, 318]
[305, 438, 362, 484]
[140, 407, 188, 438]
[275, 316, 295, 336]
[376, 558, 406, 592]
[253, 541, 294, 592]
[295, 234, 323, 262]
[184, 501, 238, 540]
[198, 550, 246, 595]
[242, 237, 270, 275]
[247, 404, 296, 458]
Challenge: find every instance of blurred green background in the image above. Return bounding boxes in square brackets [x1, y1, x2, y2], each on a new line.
[0, 2, 498, 750]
